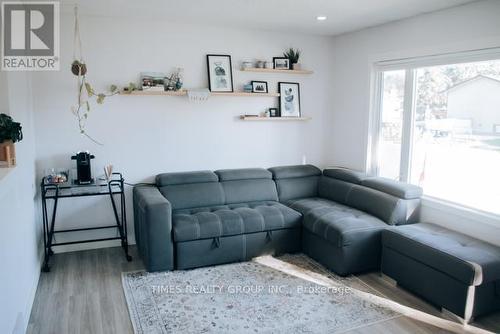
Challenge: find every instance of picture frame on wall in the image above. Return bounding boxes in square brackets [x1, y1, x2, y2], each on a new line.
[278, 82, 301, 117]
[251, 81, 268, 93]
[206, 54, 234, 92]
[273, 57, 290, 70]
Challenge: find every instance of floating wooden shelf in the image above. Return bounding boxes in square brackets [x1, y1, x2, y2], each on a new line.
[240, 68, 313, 75]
[213, 92, 280, 97]
[240, 116, 311, 121]
[121, 90, 187, 96]
[120, 90, 279, 97]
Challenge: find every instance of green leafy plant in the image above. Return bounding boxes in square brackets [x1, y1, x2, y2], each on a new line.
[283, 48, 301, 64]
[71, 60, 119, 145]
[0, 113, 23, 143]
[122, 82, 138, 93]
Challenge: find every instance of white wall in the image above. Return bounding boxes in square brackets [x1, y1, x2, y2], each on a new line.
[327, 0, 500, 245]
[0, 73, 40, 334]
[31, 14, 334, 249]
[0, 72, 8, 114]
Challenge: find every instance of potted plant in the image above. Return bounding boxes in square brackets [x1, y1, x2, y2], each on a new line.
[284, 48, 301, 70]
[70, 57, 119, 145]
[0, 113, 23, 167]
[71, 60, 87, 76]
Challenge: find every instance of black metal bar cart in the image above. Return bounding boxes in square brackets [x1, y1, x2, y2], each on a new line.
[40, 172, 131, 272]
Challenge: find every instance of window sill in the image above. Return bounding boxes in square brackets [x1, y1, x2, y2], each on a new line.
[421, 195, 500, 228]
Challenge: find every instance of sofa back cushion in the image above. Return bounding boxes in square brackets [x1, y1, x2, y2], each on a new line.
[318, 176, 355, 205]
[319, 168, 366, 205]
[215, 168, 278, 204]
[321, 168, 422, 225]
[345, 185, 400, 225]
[269, 165, 322, 201]
[322, 168, 367, 184]
[156, 171, 225, 210]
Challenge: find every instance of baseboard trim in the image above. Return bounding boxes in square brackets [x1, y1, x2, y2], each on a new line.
[20, 238, 44, 333]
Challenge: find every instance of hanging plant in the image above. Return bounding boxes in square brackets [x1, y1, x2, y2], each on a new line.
[71, 6, 119, 145]
[71, 60, 87, 76]
[71, 65, 120, 145]
[71, 65, 118, 145]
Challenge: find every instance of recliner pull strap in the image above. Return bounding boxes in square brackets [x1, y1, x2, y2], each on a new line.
[266, 230, 273, 242]
[212, 237, 221, 248]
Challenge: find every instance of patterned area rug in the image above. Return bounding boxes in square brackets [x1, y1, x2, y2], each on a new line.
[122, 254, 398, 334]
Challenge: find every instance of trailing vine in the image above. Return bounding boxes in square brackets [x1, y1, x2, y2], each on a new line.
[71, 6, 118, 145]
[71, 59, 118, 145]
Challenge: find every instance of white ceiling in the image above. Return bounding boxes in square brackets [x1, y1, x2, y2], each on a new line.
[63, 0, 478, 36]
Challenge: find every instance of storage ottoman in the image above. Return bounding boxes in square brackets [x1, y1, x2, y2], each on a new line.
[381, 223, 500, 321]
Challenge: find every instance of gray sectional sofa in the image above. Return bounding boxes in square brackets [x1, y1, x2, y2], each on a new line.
[133, 164, 422, 274]
[133, 164, 500, 320]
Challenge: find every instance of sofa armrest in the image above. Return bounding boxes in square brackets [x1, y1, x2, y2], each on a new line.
[133, 186, 174, 271]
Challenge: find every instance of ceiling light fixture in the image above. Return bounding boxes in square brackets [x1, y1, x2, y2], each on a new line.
[316, 16, 327, 21]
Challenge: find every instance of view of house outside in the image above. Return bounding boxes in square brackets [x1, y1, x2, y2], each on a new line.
[379, 60, 500, 215]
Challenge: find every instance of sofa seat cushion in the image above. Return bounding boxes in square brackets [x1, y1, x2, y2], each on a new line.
[382, 223, 500, 286]
[172, 201, 302, 242]
[286, 197, 387, 247]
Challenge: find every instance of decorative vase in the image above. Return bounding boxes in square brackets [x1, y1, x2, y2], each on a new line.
[292, 63, 302, 70]
[0, 140, 16, 167]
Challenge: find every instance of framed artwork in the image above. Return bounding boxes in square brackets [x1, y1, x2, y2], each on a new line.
[140, 72, 167, 91]
[251, 81, 268, 93]
[269, 108, 279, 117]
[206, 54, 234, 92]
[273, 57, 290, 70]
[278, 82, 301, 117]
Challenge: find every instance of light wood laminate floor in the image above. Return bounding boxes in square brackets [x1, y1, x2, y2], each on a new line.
[28, 247, 500, 334]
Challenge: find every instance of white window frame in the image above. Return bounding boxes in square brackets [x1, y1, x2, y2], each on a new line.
[369, 68, 416, 182]
[369, 47, 500, 213]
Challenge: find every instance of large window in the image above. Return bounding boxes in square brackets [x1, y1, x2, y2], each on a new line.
[373, 53, 500, 216]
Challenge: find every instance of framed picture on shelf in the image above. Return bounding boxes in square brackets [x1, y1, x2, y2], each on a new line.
[206, 54, 234, 92]
[140, 72, 167, 91]
[269, 108, 279, 117]
[278, 82, 301, 117]
[251, 81, 268, 93]
[273, 57, 290, 70]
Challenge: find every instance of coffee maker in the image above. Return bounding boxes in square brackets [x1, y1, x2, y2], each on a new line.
[71, 151, 95, 184]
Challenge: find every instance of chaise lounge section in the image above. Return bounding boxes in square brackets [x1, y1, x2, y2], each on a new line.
[270, 165, 422, 275]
